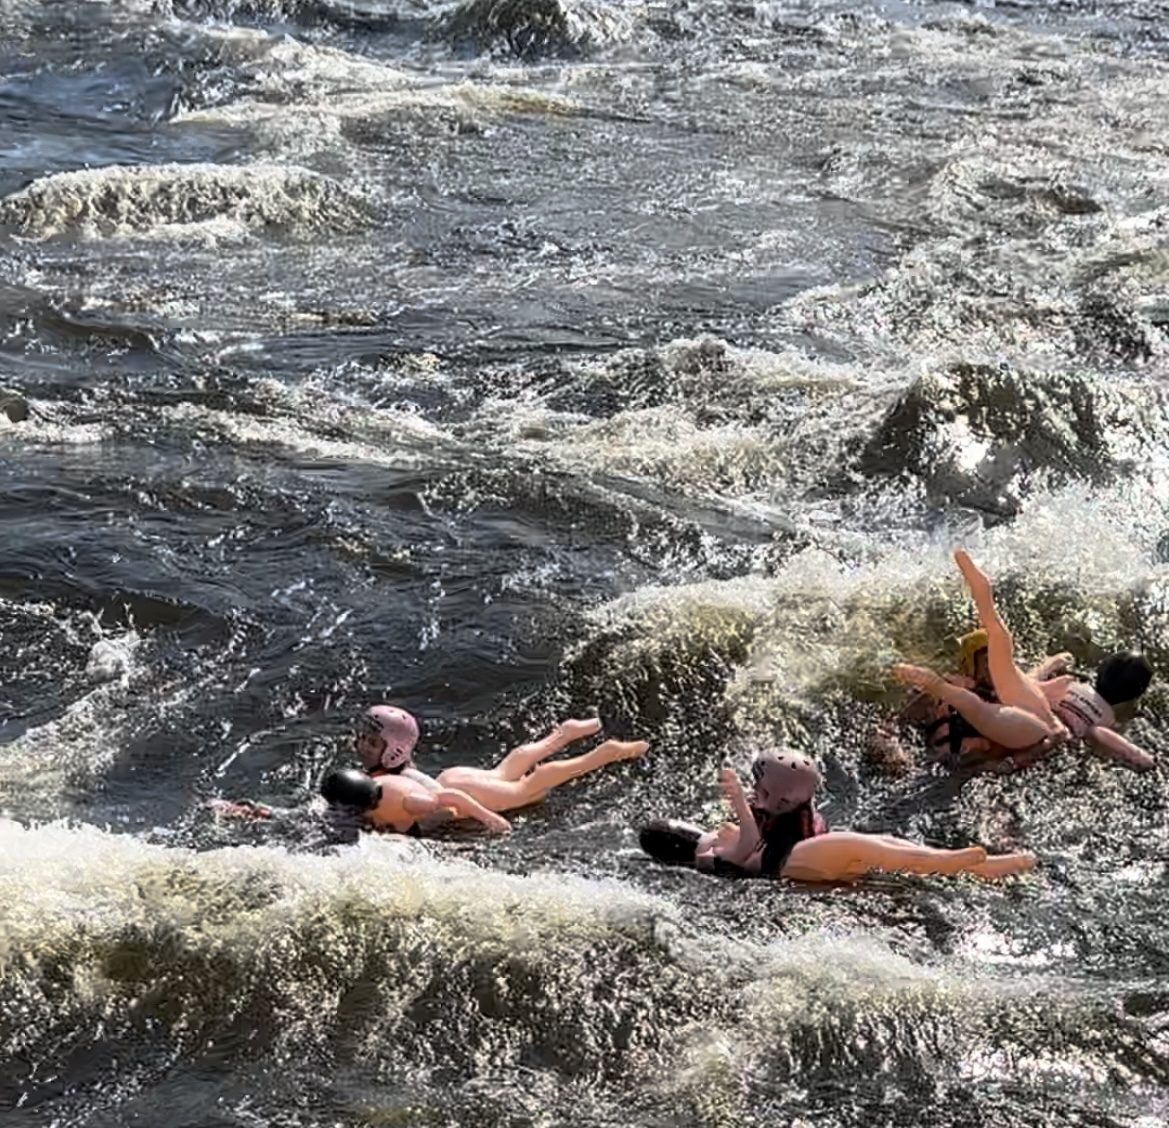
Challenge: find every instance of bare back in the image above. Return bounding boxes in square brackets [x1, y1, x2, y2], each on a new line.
[367, 773, 435, 833]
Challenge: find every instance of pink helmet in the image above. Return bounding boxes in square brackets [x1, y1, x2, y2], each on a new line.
[749, 748, 821, 814]
[358, 705, 419, 771]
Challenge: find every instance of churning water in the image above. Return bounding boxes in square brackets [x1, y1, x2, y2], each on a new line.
[3, 1, 1169, 1124]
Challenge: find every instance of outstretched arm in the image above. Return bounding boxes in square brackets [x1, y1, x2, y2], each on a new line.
[1086, 725, 1154, 771]
[403, 789, 511, 832]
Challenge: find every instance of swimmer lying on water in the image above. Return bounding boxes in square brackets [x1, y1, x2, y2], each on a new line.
[892, 550, 1155, 773]
[321, 705, 648, 836]
[640, 749, 1035, 882]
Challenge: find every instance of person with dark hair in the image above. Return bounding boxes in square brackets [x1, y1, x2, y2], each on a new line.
[640, 750, 1035, 882]
[318, 766, 512, 836]
[892, 549, 1155, 772]
[218, 710, 648, 838]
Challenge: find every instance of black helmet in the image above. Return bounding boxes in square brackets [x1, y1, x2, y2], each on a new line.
[1094, 651, 1153, 706]
[321, 768, 380, 810]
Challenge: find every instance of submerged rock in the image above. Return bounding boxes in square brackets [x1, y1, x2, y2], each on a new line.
[443, 0, 636, 58]
[0, 388, 29, 423]
[855, 362, 1164, 511]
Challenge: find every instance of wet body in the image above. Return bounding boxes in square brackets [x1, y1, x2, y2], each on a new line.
[893, 550, 1155, 771]
[641, 750, 1035, 882]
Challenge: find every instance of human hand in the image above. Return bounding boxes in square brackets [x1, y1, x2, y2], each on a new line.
[718, 767, 741, 803]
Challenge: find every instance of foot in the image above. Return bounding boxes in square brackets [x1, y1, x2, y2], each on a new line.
[557, 717, 604, 744]
[599, 739, 650, 764]
[939, 845, 988, 875]
[891, 663, 950, 699]
[970, 851, 1037, 879]
[953, 548, 994, 610]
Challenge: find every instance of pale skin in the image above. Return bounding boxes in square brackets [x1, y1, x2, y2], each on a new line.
[892, 550, 1153, 770]
[697, 767, 1035, 882]
[358, 718, 650, 833]
[870, 650, 1075, 774]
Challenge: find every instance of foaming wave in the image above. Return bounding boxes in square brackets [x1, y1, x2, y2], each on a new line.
[0, 624, 153, 818]
[564, 479, 1169, 752]
[172, 29, 589, 159]
[856, 360, 1169, 514]
[494, 337, 870, 505]
[779, 18, 1169, 367]
[0, 162, 375, 242]
[0, 821, 685, 1086]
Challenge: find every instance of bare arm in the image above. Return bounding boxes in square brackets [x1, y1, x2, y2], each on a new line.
[1085, 725, 1154, 771]
[713, 768, 762, 868]
[401, 789, 511, 832]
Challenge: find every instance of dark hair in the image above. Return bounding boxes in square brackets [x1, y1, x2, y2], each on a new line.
[752, 801, 818, 877]
[321, 768, 380, 810]
[639, 820, 703, 867]
[1094, 651, 1153, 707]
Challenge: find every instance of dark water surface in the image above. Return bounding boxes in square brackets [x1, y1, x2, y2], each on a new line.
[3, 0, 1169, 1125]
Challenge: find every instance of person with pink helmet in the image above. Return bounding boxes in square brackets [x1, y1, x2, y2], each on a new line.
[333, 706, 649, 836]
[640, 747, 1035, 882]
[354, 705, 421, 774]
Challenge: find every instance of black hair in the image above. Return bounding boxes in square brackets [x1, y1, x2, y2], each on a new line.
[1094, 651, 1153, 707]
[752, 802, 819, 877]
[320, 768, 380, 811]
[639, 820, 702, 867]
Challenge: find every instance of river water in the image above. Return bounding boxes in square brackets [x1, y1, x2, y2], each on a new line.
[3, 1, 1169, 1125]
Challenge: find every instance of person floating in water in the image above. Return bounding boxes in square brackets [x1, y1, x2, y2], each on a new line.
[891, 549, 1155, 773]
[640, 749, 1035, 882]
[868, 628, 1073, 775]
[321, 705, 649, 836]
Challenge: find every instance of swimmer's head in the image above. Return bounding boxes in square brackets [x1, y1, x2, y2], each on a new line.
[958, 629, 990, 680]
[749, 749, 821, 815]
[355, 705, 419, 772]
[1094, 651, 1153, 707]
[321, 768, 381, 811]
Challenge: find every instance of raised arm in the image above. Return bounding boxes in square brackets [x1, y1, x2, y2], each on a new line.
[1085, 725, 1154, 771]
[712, 768, 762, 867]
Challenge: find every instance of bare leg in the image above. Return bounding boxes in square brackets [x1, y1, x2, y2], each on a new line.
[953, 549, 1066, 735]
[781, 831, 987, 882]
[966, 851, 1036, 879]
[437, 739, 649, 811]
[892, 664, 1055, 750]
[491, 718, 604, 780]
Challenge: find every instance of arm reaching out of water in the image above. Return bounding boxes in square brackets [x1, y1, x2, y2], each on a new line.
[709, 767, 762, 868]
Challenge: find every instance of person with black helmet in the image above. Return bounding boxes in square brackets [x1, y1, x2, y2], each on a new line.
[319, 766, 511, 836]
[893, 550, 1155, 772]
[640, 749, 1035, 882]
[214, 709, 649, 838]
